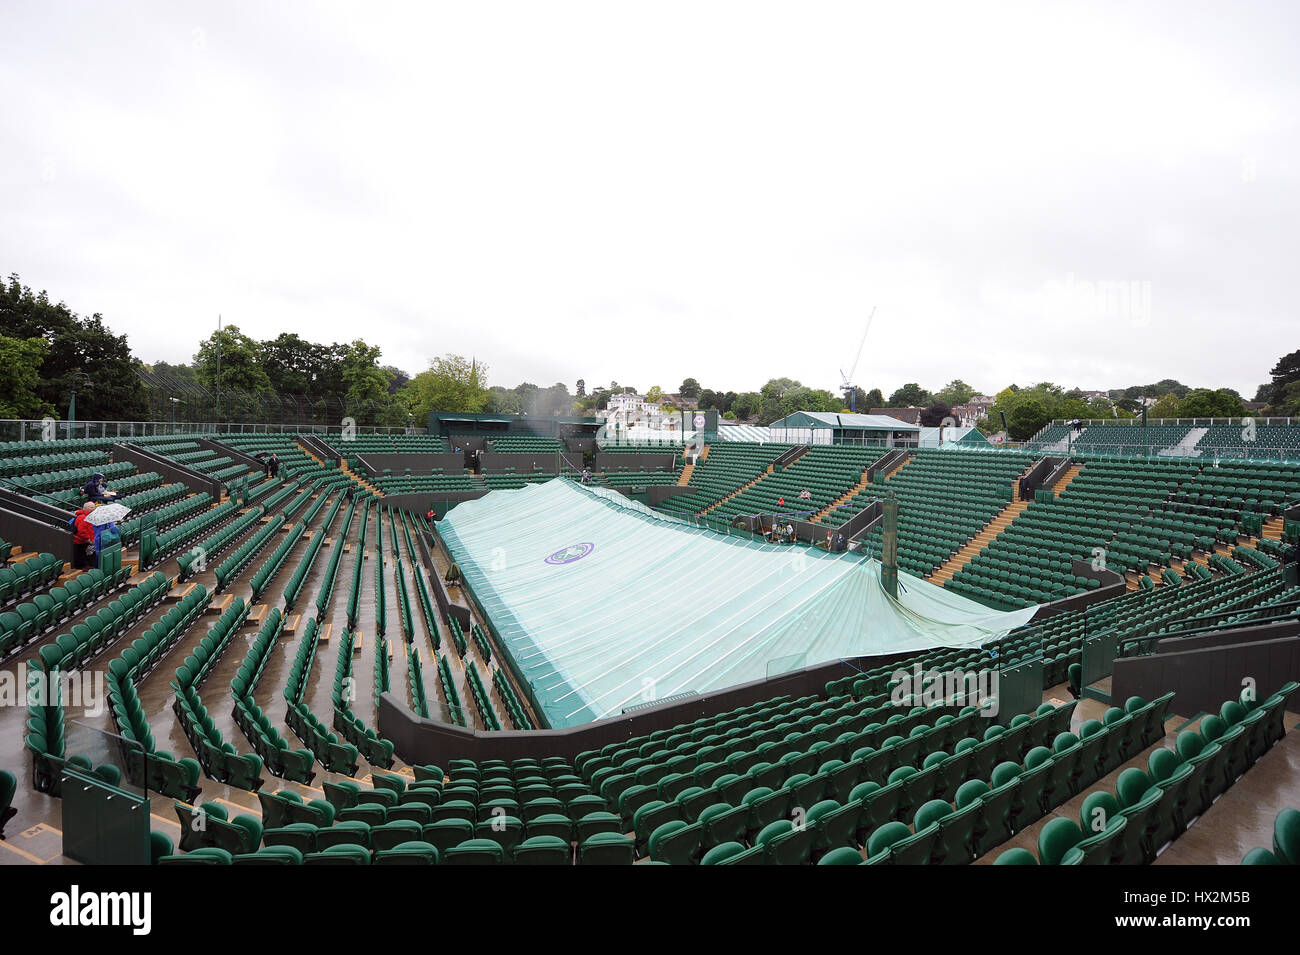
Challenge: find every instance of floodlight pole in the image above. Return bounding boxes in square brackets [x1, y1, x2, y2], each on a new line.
[67, 371, 92, 439]
[215, 315, 223, 421]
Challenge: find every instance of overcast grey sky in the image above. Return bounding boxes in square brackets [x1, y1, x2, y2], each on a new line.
[3, 1, 1296, 399]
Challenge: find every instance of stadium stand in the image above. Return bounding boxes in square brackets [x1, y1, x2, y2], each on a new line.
[1028, 419, 1300, 460]
[322, 433, 451, 455]
[832, 449, 1035, 579]
[1, 429, 1297, 867]
[709, 445, 881, 519]
[486, 435, 564, 454]
[658, 443, 790, 516]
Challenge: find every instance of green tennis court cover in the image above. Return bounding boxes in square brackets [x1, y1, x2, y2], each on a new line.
[439, 479, 1038, 728]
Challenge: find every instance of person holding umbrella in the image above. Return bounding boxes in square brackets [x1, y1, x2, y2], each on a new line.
[83, 500, 132, 569]
[69, 501, 97, 570]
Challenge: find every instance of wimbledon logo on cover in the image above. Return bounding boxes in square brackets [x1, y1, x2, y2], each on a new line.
[544, 542, 595, 566]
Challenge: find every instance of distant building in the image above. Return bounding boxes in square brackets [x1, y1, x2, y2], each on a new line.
[598, 393, 665, 432]
[769, 411, 920, 446]
[870, 407, 924, 426]
[951, 395, 995, 427]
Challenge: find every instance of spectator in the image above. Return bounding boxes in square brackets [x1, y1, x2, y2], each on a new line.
[69, 502, 96, 569]
[836, 533, 847, 553]
[268, 454, 280, 478]
[82, 472, 115, 502]
[799, 488, 812, 501]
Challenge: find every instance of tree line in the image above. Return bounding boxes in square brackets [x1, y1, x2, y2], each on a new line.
[3, 272, 1295, 434]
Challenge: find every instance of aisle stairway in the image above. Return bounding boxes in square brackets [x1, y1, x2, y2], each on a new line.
[880, 454, 912, 481]
[298, 444, 327, 467]
[1053, 463, 1083, 496]
[342, 461, 381, 496]
[929, 460, 1039, 585]
[1160, 426, 1209, 458]
[702, 466, 774, 515]
[812, 470, 871, 523]
[929, 499, 1030, 584]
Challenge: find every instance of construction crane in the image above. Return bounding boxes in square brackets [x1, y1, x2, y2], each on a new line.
[839, 306, 877, 413]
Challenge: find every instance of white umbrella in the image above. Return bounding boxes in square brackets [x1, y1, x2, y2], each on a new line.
[85, 502, 131, 525]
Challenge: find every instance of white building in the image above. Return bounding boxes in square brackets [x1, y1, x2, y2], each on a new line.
[598, 393, 665, 432]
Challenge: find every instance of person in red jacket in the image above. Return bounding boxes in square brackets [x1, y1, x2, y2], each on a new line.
[69, 501, 96, 570]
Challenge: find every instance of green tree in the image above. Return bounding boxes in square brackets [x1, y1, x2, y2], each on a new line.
[679, 378, 701, 399]
[730, 392, 761, 420]
[1055, 398, 1092, 421]
[1086, 396, 1111, 416]
[646, 385, 663, 404]
[1147, 394, 1181, 419]
[1, 274, 148, 420]
[1265, 349, 1300, 403]
[149, 360, 200, 385]
[1178, 388, 1245, 418]
[194, 325, 272, 395]
[0, 335, 54, 418]
[537, 382, 572, 416]
[1268, 380, 1300, 417]
[864, 387, 883, 409]
[887, 382, 932, 407]
[486, 386, 524, 415]
[1120, 379, 1189, 401]
[405, 355, 490, 419]
[380, 365, 411, 395]
[339, 340, 393, 423]
[934, 379, 976, 406]
[1007, 399, 1050, 441]
[260, 332, 327, 395]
